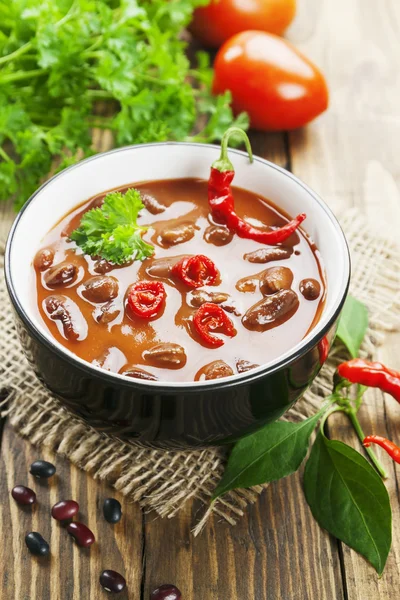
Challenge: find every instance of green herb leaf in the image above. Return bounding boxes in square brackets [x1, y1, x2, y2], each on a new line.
[213, 410, 324, 499]
[336, 295, 368, 358]
[0, 0, 246, 209]
[304, 432, 392, 575]
[70, 188, 154, 264]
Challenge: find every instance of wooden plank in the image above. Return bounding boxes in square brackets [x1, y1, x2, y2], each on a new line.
[0, 420, 143, 599]
[144, 470, 344, 600]
[288, 0, 400, 595]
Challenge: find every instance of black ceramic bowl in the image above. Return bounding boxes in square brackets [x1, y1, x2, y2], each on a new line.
[5, 143, 350, 448]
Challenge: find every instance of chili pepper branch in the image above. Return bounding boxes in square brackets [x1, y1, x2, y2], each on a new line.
[213, 295, 394, 574]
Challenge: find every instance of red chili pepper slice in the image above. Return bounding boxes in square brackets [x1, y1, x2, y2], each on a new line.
[171, 254, 219, 288]
[337, 358, 400, 403]
[363, 435, 400, 464]
[193, 302, 236, 348]
[128, 281, 166, 319]
[208, 127, 306, 245]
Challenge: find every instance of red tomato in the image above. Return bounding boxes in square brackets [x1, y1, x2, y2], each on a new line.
[190, 0, 296, 49]
[213, 31, 329, 131]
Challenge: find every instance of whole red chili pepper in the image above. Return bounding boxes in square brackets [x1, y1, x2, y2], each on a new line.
[193, 302, 236, 348]
[208, 127, 306, 244]
[337, 358, 400, 403]
[363, 435, 400, 464]
[318, 336, 330, 364]
[128, 280, 166, 319]
[171, 254, 219, 288]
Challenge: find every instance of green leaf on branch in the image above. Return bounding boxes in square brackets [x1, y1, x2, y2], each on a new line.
[213, 411, 324, 500]
[304, 432, 392, 575]
[336, 295, 368, 358]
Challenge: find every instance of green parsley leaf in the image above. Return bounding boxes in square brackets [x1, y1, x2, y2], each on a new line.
[0, 0, 247, 209]
[70, 188, 154, 264]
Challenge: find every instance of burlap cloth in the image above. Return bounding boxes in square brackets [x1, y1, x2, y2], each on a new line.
[1, 208, 400, 534]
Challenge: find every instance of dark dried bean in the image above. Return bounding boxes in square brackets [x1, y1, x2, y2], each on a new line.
[44, 295, 86, 341]
[244, 247, 293, 263]
[204, 224, 233, 246]
[93, 259, 114, 274]
[103, 498, 122, 524]
[100, 570, 127, 593]
[34, 247, 55, 271]
[190, 289, 230, 307]
[30, 460, 56, 479]
[12, 485, 36, 506]
[150, 584, 182, 600]
[143, 343, 187, 369]
[236, 359, 260, 373]
[25, 532, 50, 556]
[119, 365, 158, 381]
[159, 222, 195, 246]
[236, 275, 258, 293]
[51, 500, 79, 521]
[146, 255, 189, 278]
[44, 262, 77, 287]
[196, 360, 234, 381]
[299, 278, 321, 301]
[242, 289, 299, 332]
[94, 301, 120, 325]
[260, 267, 294, 296]
[142, 193, 166, 215]
[67, 522, 95, 547]
[82, 276, 119, 303]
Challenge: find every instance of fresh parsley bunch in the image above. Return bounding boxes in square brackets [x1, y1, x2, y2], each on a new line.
[0, 0, 248, 209]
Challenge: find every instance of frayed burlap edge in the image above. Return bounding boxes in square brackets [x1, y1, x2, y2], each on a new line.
[1, 208, 400, 534]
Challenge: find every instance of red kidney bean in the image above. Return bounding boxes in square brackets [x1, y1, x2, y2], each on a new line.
[236, 359, 259, 373]
[143, 343, 187, 369]
[34, 247, 55, 271]
[100, 570, 127, 593]
[244, 246, 293, 263]
[259, 266, 293, 295]
[44, 262, 78, 288]
[44, 295, 87, 342]
[51, 499, 79, 521]
[159, 222, 195, 246]
[103, 498, 122, 524]
[299, 278, 321, 300]
[25, 532, 50, 556]
[30, 460, 56, 479]
[67, 522, 95, 547]
[196, 360, 234, 381]
[94, 301, 120, 325]
[242, 289, 299, 332]
[142, 193, 166, 215]
[12, 485, 36, 506]
[81, 276, 119, 303]
[204, 224, 233, 246]
[120, 365, 158, 381]
[150, 584, 182, 600]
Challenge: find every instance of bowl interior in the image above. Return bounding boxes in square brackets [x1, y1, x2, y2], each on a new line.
[6, 142, 350, 388]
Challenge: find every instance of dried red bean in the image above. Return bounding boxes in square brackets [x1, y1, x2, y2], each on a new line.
[25, 532, 50, 556]
[100, 570, 127, 593]
[67, 522, 95, 547]
[12, 485, 36, 506]
[82, 276, 119, 303]
[34, 247, 55, 271]
[236, 359, 259, 373]
[103, 498, 122, 524]
[119, 365, 158, 381]
[51, 499, 79, 521]
[150, 584, 182, 600]
[44, 262, 78, 287]
[142, 193, 166, 215]
[30, 460, 56, 479]
[244, 246, 293, 263]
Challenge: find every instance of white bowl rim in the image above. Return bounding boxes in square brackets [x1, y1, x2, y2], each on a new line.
[5, 141, 351, 393]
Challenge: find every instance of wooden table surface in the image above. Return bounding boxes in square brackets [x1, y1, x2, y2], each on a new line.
[2, 0, 400, 598]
